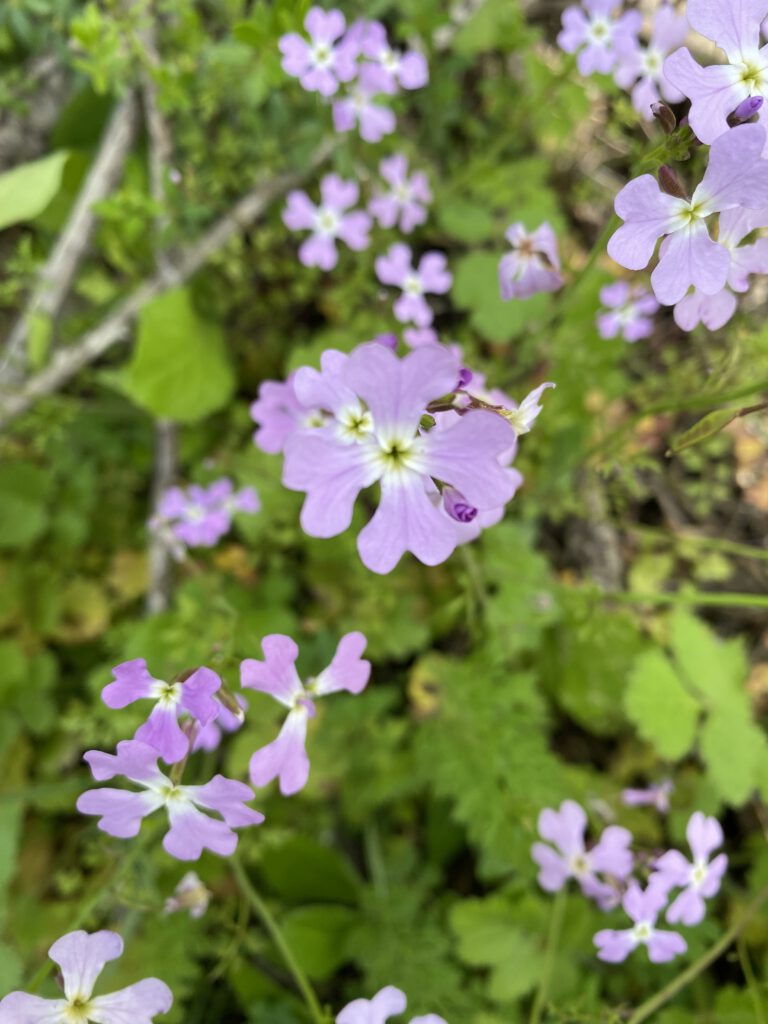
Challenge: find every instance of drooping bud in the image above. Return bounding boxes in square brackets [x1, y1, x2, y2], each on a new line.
[371, 332, 398, 350]
[165, 871, 211, 919]
[658, 165, 688, 200]
[443, 486, 478, 524]
[457, 367, 473, 389]
[651, 102, 676, 135]
[729, 95, 764, 126]
[218, 686, 246, 722]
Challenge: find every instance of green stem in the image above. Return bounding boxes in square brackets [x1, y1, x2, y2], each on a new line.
[626, 880, 768, 1024]
[606, 589, 768, 610]
[231, 852, 326, 1024]
[626, 524, 768, 564]
[737, 934, 766, 1024]
[529, 888, 567, 1024]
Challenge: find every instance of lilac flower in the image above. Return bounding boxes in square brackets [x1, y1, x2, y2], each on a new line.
[664, 0, 768, 155]
[614, 5, 689, 119]
[283, 174, 372, 271]
[250, 374, 329, 454]
[501, 381, 556, 436]
[164, 871, 211, 919]
[375, 243, 452, 327]
[77, 739, 264, 860]
[597, 281, 659, 342]
[332, 67, 397, 143]
[403, 327, 439, 347]
[499, 223, 564, 301]
[193, 694, 247, 753]
[594, 880, 687, 963]
[607, 124, 768, 305]
[532, 799, 633, 910]
[153, 479, 260, 550]
[282, 343, 517, 573]
[357, 21, 429, 93]
[673, 288, 739, 331]
[622, 779, 673, 813]
[242, 632, 370, 795]
[0, 930, 173, 1024]
[336, 987, 447, 1024]
[651, 812, 728, 926]
[557, 0, 642, 77]
[278, 7, 358, 96]
[369, 154, 432, 233]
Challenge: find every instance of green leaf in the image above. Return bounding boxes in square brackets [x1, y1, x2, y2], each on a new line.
[667, 407, 744, 455]
[436, 200, 497, 243]
[624, 650, 700, 760]
[280, 904, 358, 980]
[0, 151, 69, 230]
[123, 287, 235, 421]
[0, 464, 52, 549]
[452, 251, 552, 343]
[669, 610, 747, 709]
[700, 703, 767, 805]
[259, 836, 360, 905]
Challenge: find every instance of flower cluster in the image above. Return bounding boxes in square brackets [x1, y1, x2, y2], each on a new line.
[150, 478, 260, 555]
[279, 8, 428, 143]
[532, 799, 728, 964]
[597, 280, 659, 343]
[250, 340, 553, 573]
[0, 930, 173, 1023]
[78, 633, 368, 860]
[337, 986, 446, 1024]
[558, 0, 641, 78]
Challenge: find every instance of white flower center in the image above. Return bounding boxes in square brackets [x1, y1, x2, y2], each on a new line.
[568, 852, 590, 878]
[303, 410, 328, 429]
[691, 859, 708, 887]
[368, 432, 423, 478]
[314, 206, 340, 236]
[380, 47, 401, 73]
[737, 57, 768, 93]
[403, 272, 423, 296]
[631, 920, 654, 945]
[641, 46, 664, 78]
[310, 41, 334, 70]
[150, 680, 182, 709]
[64, 999, 94, 1023]
[336, 403, 374, 443]
[586, 16, 613, 46]
[394, 182, 412, 204]
[183, 503, 207, 523]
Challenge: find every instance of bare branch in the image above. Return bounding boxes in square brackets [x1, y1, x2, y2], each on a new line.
[0, 91, 140, 382]
[0, 137, 334, 429]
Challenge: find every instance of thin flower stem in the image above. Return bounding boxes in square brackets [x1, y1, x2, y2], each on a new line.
[529, 888, 567, 1024]
[607, 589, 768, 610]
[737, 934, 767, 1024]
[626, 880, 768, 1024]
[231, 852, 327, 1024]
[625, 524, 768, 564]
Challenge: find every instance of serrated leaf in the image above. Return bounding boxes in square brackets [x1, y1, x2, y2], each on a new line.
[700, 702, 767, 805]
[123, 287, 235, 422]
[669, 610, 747, 708]
[624, 650, 700, 760]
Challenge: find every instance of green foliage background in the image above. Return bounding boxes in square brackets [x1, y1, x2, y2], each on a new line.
[2, 0, 768, 1021]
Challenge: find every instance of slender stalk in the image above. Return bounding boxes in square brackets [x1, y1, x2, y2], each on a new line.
[529, 888, 567, 1024]
[607, 589, 768, 611]
[626, 880, 768, 1024]
[626, 524, 768, 564]
[737, 934, 766, 1024]
[231, 852, 326, 1024]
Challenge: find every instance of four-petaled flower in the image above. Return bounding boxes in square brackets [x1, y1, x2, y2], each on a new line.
[664, 0, 768, 156]
[101, 660, 221, 764]
[621, 779, 673, 813]
[284, 174, 372, 271]
[332, 67, 397, 143]
[651, 811, 728, 926]
[369, 154, 432, 233]
[557, 0, 641, 77]
[279, 7, 358, 96]
[153, 479, 260, 550]
[607, 124, 768, 305]
[357, 21, 429, 93]
[0, 929, 173, 1024]
[250, 374, 326, 455]
[77, 739, 264, 861]
[532, 799, 634, 909]
[594, 880, 687, 963]
[615, 4, 689, 119]
[499, 223, 564, 301]
[375, 243, 452, 327]
[242, 632, 370, 795]
[336, 986, 446, 1024]
[283, 343, 517, 573]
[597, 281, 660, 343]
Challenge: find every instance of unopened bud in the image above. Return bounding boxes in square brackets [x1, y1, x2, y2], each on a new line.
[729, 95, 764, 125]
[651, 102, 676, 134]
[371, 332, 398, 350]
[218, 686, 246, 721]
[443, 486, 478, 524]
[658, 165, 688, 199]
[457, 367, 473, 389]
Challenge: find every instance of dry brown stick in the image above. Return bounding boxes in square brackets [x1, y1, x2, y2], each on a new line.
[0, 91, 140, 383]
[0, 136, 334, 430]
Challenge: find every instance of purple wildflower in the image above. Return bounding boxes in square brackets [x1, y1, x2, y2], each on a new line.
[557, 0, 642, 77]
[164, 871, 211, 919]
[597, 281, 660, 342]
[664, 0, 768, 155]
[651, 812, 728, 926]
[622, 779, 674, 813]
[369, 154, 432, 233]
[499, 223, 564, 301]
[615, 5, 689, 119]
[357, 21, 429, 93]
[332, 66, 397, 143]
[250, 374, 327, 455]
[336, 987, 447, 1024]
[101, 661, 221, 764]
[404, 327, 440, 347]
[278, 7, 358, 97]
[283, 174, 372, 271]
[77, 739, 264, 861]
[594, 880, 687, 963]
[242, 633, 370, 795]
[282, 343, 517, 573]
[375, 243, 452, 327]
[193, 694, 247, 753]
[153, 479, 259, 550]
[0, 930, 173, 1024]
[607, 124, 768, 305]
[532, 799, 634, 910]
[673, 288, 738, 331]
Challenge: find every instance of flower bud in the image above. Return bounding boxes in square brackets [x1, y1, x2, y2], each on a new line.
[371, 332, 398, 350]
[443, 486, 478, 523]
[457, 367, 473, 388]
[729, 95, 764, 126]
[651, 102, 676, 134]
[658, 165, 688, 200]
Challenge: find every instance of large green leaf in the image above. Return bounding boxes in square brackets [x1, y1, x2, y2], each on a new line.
[0, 464, 52, 550]
[0, 151, 69, 230]
[280, 904, 358, 980]
[123, 287, 235, 421]
[624, 650, 700, 760]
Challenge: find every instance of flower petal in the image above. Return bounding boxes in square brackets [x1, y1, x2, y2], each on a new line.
[48, 930, 123, 1003]
[240, 635, 303, 706]
[652, 224, 730, 305]
[88, 979, 173, 1024]
[686, 0, 766, 63]
[313, 632, 371, 695]
[249, 709, 310, 795]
